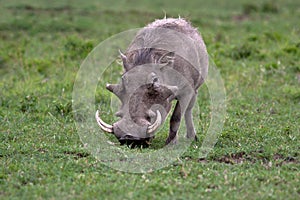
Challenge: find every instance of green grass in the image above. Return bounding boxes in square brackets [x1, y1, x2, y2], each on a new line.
[1, 0, 299, 199]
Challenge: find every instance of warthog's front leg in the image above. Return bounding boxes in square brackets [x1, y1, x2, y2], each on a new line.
[166, 90, 197, 145]
[166, 101, 181, 145]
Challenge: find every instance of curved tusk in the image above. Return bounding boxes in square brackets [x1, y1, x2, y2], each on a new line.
[147, 110, 162, 133]
[95, 110, 113, 133]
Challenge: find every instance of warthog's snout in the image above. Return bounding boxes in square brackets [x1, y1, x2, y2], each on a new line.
[96, 110, 159, 147]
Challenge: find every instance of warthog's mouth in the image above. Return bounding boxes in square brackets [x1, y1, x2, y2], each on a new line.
[96, 110, 161, 148]
[119, 136, 154, 148]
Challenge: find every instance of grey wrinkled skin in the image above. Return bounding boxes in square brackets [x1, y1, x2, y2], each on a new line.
[103, 18, 208, 146]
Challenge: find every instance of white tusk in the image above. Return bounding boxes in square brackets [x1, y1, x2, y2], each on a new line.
[147, 110, 162, 133]
[95, 110, 113, 133]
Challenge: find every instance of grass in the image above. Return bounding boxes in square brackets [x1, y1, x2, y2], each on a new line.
[0, 0, 299, 199]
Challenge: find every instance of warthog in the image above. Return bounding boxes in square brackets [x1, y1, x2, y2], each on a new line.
[96, 18, 208, 147]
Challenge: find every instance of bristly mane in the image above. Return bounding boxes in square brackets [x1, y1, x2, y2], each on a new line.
[131, 48, 154, 66]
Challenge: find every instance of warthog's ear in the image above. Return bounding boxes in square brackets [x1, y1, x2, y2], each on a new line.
[106, 83, 123, 98]
[158, 51, 175, 65]
[164, 85, 178, 102]
[119, 49, 130, 71]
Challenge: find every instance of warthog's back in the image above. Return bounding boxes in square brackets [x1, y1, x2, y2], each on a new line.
[125, 18, 209, 90]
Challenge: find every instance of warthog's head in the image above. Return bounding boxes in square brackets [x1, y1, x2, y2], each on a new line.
[96, 49, 179, 147]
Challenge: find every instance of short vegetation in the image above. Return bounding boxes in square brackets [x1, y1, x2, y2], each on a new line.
[0, 0, 299, 199]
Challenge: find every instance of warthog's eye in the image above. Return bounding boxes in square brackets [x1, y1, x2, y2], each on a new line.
[153, 77, 158, 83]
